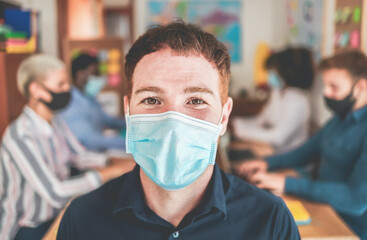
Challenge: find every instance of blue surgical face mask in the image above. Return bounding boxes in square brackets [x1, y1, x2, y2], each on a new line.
[84, 75, 106, 98]
[125, 111, 223, 191]
[268, 71, 284, 89]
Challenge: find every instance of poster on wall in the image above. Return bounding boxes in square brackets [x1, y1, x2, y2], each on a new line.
[145, 0, 242, 63]
[286, 0, 324, 60]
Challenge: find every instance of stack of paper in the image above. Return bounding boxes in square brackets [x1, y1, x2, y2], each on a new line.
[284, 200, 311, 225]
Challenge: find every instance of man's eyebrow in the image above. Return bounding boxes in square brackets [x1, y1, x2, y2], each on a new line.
[134, 86, 165, 95]
[184, 87, 214, 95]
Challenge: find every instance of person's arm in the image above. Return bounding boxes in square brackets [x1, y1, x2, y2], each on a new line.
[3, 135, 102, 209]
[236, 126, 324, 179]
[62, 117, 125, 153]
[59, 119, 108, 169]
[231, 116, 263, 137]
[285, 140, 367, 216]
[80, 131, 125, 152]
[95, 101, 126, 130]
[232, 94, 274, 140]
[266, 124, 325, 171]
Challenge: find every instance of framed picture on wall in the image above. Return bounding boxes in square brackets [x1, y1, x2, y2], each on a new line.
[133, 0, 243, 63]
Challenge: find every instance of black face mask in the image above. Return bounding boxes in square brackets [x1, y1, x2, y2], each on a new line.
[324, 91, 356, 119]
[40, 87, 71, 111]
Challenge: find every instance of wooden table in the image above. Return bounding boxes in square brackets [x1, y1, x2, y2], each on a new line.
[282, 195, 359, 240]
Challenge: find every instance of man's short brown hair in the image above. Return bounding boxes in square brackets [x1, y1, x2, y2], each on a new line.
[125, 21, 231, 104]
[318, 50, 367, 82]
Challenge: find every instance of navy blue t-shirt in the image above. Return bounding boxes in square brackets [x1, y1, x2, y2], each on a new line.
[57, 165, 300, 240]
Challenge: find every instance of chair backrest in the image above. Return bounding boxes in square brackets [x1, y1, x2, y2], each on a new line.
[216, 141, 232, 173]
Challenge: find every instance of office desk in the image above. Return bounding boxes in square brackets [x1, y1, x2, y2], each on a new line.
[282, 195, 359, 240]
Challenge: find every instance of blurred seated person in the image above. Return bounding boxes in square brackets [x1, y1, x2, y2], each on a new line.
[0, 54, 135, 240]
[231, 47, 314, 154]
[236, 50, 367, 239]
[60, 53, 126, 152]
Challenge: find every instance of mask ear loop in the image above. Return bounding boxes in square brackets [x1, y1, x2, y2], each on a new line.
[218, 111, 224, 125]
[124, 105, 132, 153]
[217, 109, 224, 135]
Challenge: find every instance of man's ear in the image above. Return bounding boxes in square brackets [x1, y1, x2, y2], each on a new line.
[28, 81, 51, 102]
[124, 96, 130, 115]
[220, 97, 233, 136]
[354, 78, 367, 97]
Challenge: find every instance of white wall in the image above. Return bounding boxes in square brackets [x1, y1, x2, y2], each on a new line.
[134, 0, 288, 96]
[231, 0, 288, 95]
[103, 0, 130, 7]
[6, 0, 58, 56]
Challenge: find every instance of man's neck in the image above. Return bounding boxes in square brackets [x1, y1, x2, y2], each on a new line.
[140, 166, 214, 227]
[28, 101, 54, 123]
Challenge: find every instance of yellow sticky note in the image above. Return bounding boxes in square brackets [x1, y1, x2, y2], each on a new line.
[108, 49, 121, 61]
[284, 200, 311, 225]
[253, 42, 271, 86]
[107, 62, 121, 74]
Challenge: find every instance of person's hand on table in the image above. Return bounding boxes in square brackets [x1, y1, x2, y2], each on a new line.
[249, 172, 286, 193]
[98, 157, 136, 183]
[235, 159, 268, 179]
[108, 156, 134, 166]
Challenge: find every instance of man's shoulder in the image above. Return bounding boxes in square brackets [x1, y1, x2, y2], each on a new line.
[2, 113, 35, 144]
[67, 172, 129, 216]
[223, 171, 286, 210]
[222, 172, 298, 237]
[60, 88, 90, 115]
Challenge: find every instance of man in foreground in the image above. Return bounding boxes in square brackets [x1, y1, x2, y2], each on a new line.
[57, 21, 300, 240]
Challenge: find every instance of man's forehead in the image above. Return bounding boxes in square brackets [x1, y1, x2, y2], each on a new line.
[134, 85, 214, 96]
[323, 69, 353, 81]
[132, 49, 220, 91]
[135, 49, 215, 71]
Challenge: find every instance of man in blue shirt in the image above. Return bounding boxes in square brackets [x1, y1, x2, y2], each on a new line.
[236, 50, 367, 239]
[57, 22, 300, 240]
[60, 53, 126, 152]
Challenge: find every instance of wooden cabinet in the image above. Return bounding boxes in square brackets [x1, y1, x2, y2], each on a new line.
[0, 53, 30, 137]
[230, 97, 266, 117]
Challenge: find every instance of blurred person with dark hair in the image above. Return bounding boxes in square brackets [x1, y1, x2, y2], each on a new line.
[0, 54, 135, 240]
[237, 50, 367, 239]
[60, 53, 126, 153]
[232, 47, 315, 153]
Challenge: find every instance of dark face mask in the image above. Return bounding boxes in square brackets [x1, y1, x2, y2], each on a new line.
[40, 87, 71, 111]
[324, 91, 356, 119]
